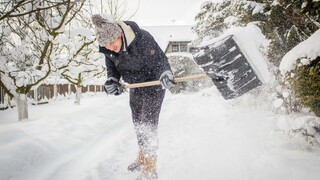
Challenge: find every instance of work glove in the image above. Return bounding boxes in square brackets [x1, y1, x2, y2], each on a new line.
[104, 77, 124, 96]
[159, 71, 175, 89]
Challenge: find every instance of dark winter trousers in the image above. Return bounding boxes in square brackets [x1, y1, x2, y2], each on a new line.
[129, 85, 165, 158]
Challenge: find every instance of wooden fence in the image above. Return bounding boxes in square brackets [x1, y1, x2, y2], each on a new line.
[0, 84, 104, 109]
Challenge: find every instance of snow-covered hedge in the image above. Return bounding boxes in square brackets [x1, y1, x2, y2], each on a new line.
[280, 29, 320, 117]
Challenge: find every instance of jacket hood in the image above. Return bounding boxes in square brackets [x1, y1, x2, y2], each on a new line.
[116, 21, 136, 47]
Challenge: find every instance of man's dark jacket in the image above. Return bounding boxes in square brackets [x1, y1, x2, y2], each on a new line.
[99, 21, 171, 84]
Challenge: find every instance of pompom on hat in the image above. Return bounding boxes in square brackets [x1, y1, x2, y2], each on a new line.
[91, 14, 122, 46]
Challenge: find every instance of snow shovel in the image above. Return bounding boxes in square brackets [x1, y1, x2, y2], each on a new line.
[124, 73, 209, 89]
[191, 35, 267, 99]
[125, 35, 267, 100]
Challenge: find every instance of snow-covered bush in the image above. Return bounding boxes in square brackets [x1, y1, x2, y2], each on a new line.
[277, 30, 320, 145]
[276, 114, 320, 149]
[192, 0, 266, 44]
[280, 29, 320, 117]
[287, 57, 320, 117]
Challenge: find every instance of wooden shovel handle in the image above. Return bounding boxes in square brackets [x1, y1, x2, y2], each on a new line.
[124, 74, 209, 89]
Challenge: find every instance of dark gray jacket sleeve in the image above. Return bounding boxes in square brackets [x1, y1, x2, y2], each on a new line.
[104, 55, 121, 81]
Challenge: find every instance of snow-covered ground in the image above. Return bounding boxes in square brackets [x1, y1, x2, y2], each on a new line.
[1, 87, 320, 180]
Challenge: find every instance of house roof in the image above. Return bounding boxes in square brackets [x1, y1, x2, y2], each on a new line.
[141, 25, 196, 51]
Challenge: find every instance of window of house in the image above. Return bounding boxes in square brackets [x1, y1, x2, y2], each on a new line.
[180, 44, 188, 52]
[172, 45, 179, 52]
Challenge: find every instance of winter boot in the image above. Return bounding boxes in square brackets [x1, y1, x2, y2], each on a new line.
[139, 156, 157, 180]
[128, 149, 144, 172]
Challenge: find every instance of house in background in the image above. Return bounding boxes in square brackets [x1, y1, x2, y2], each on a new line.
[142, 25, 196, 54]
[143, 25, 213, 93]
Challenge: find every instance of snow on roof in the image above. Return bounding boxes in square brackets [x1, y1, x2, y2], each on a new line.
[141, 25, 197, 51]
[279, 29, 320, 74]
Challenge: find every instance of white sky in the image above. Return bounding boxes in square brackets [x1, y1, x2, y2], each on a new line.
[126, 0, 211, 26]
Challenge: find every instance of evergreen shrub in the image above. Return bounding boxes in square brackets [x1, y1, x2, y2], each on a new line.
[288, 57, 320, 117]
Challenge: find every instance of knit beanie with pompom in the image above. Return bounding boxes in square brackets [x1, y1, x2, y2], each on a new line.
[91, 14, 122, 46]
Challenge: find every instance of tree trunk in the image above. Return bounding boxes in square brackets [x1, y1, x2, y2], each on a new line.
[16, 93, 28, 121]
[53, 84, 58, 99]
[34, 88, 38, 105]
[74, 86, 82, 105]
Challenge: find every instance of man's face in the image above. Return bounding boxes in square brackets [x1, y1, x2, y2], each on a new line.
[105, 34, 122, 53]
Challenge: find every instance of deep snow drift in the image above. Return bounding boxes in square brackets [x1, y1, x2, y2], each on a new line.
[1, 87, 320, 180]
